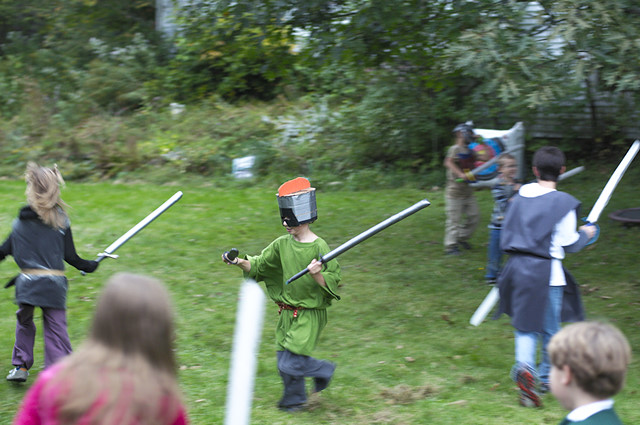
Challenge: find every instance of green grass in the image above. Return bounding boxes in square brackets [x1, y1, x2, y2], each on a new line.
[0, 165, 638, 425]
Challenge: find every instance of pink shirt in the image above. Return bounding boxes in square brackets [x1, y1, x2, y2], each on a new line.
[13, 364, 188, 425]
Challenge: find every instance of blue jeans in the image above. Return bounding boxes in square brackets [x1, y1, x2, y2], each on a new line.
[513, 285, 563, 385]
[485, 228, 502, 279]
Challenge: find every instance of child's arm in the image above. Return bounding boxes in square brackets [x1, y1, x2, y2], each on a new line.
[307, 258, 326, 287]
[222, 253, 251, 272]
[444, 156, 467, 180]
[0, 234, 11, 262]
[564, 225, 597, 253]
[556, 211, 598, 253]
[63, 228, 99, 273]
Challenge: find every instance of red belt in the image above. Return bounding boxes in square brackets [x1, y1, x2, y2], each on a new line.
[276, 302, 303, 318]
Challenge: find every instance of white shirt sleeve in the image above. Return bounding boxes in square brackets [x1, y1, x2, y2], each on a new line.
[549, 209, 580, 286]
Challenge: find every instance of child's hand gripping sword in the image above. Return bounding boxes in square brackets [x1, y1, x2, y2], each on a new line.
[470, 140, 639, 326]
[286, 199, 431, 284]
[82, 191, 183, 274]
[223, 248, 239, 265]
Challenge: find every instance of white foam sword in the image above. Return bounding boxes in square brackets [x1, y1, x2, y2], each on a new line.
[469, 140, 639, 326]
[81, 191, 183, 274]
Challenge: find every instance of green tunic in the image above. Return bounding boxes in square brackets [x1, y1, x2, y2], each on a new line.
[559, 408, 623, 425]
[245, 234, 341, 356]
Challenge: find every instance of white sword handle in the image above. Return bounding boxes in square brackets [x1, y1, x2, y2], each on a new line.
[470, 286, 500, 327]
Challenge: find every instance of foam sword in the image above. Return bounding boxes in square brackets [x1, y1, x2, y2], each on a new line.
[82, 191, 183, 274]
[469, 140, 639, 326]
[286, 199, 431, 284]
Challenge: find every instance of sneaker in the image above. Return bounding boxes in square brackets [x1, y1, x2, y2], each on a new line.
[6, 367, 28, 383]
[515, 368, 541, 407]
[445, 246, 461, 256]
[459, 241, 472, 250]
[485, 277, 497, 285]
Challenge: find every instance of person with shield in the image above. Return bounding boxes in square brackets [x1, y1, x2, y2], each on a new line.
[222, 177, 341, 412]
[443, 122, 482, 255]
[12, 273, 189, 425]
[0, 163, 99, 383]
[495, 146, 597, 408]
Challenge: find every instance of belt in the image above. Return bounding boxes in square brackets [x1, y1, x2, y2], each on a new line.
[21, 268, 65, 276]
[276, 302, 303, 318]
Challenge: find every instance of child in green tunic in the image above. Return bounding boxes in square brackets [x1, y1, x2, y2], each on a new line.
[549, 321, 630, 424]
[222, 177, 341, 412]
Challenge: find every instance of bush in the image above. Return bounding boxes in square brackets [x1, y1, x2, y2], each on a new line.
[161, 4, 298, 103]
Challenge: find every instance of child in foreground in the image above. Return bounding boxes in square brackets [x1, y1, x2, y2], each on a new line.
[549, 321, 631, 425]
[12, 273, 189, 425]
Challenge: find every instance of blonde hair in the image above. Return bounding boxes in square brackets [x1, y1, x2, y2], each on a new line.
[497, 153, 516, 168]
[549, 321, 631, 398]
[25, 162, 68, 229]
[43, 273, 183, 425]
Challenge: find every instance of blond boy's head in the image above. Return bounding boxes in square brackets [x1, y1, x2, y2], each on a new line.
[497, 153, 516, 169]
[549, 321, 631, 400]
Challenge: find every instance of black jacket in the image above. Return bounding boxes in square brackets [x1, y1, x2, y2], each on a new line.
[0, 206, 97, 309]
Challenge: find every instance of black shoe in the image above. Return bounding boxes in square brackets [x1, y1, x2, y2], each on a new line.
[279, 403, 306, 413]
[446, 246, 461, 256]
[314, 363, 336, 393]
[459, 241, 472, 250]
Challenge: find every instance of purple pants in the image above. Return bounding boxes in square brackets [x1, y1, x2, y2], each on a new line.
[12, 304, 72, 370]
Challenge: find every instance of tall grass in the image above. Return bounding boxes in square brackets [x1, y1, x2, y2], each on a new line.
[0, 165, 638, 425]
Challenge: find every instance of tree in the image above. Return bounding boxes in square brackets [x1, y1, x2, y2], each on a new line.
[441, 0, 640, 147]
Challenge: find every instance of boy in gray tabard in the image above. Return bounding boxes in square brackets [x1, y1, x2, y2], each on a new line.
[495, 147, 596, 408]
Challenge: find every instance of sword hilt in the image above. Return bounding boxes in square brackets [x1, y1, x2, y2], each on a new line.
[581, 218, 600, 246]
[224, 248, 239, 265]
[81, 252, 119, 275]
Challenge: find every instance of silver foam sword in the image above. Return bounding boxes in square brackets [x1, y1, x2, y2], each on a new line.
[470, 141, 638, 327]
[586, 140, 639, 224]
[286, 199, 431, 284]
[457, 144, 525, 182]
[83, 191, 183, 273]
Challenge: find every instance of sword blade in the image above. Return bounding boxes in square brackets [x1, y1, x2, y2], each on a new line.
[586, 140, 640, 224]
[286, 199, 431, 284]
[322, 199, 431, 264]
[469, 144, 525, 177]
[99, 191, 183, 260]
[224, 280, 265, 425]
[558, 166, 585, 182]
[470, 286, 499, 326]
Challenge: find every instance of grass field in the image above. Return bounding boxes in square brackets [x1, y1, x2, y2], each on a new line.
[0, 164, 638, 425]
